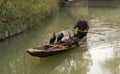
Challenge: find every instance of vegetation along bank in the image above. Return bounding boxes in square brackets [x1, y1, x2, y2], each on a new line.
[0, 0, 58, 40]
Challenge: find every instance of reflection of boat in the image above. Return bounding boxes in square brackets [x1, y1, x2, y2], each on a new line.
[26, 36, 86, 58]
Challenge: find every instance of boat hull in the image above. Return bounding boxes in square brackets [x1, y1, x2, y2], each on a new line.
[27, 48, 69, 58]
[26, 36, 86, 58]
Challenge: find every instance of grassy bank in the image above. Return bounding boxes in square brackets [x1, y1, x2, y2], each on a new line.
[0, 0, 58, 40]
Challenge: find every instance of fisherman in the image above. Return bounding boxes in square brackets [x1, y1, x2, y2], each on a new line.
[73, 16, 89, 39]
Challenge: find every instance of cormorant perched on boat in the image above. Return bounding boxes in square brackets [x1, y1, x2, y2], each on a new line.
[57, 33, 64, 42]
[49, 32, 56, 44]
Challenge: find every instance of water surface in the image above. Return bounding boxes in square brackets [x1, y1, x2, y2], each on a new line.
[0, 1, 120, 74]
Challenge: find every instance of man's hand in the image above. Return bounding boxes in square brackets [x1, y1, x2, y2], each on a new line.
[83, 30, 88, 32]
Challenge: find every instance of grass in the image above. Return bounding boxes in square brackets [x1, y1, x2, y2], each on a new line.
[0, 0, 58, 39]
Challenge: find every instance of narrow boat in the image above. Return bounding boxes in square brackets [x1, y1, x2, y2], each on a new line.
[26, 36, 86, 58]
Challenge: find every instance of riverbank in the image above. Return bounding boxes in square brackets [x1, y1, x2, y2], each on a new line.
[0, 0, 58, 40]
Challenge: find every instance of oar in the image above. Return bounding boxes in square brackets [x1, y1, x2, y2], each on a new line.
[86, 31, 105, 35]
[72, 29, 105, 35]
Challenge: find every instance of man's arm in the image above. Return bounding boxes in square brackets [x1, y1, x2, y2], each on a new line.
[83, 21, 89, 32]
[73, 21, 79, 29]
[86, 22, 89, 30]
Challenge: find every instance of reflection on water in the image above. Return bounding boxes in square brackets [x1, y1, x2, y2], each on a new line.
[0, 0, 120, 74]
[29, 43, 92, 74]
[88, 44, 114, 74]
[51, 44, 91, 74]
[87, 6, 120, 74]
[101, 41, 120, 74]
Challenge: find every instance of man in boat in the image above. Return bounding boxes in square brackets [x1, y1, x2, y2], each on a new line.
[73, 16, 89, 39]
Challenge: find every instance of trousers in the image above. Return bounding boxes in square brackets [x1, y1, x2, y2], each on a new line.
[77, 31, 87, 39]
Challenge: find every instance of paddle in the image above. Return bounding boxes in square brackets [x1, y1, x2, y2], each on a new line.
[72, 29, 105, 35]
[86, 31, 105, 35]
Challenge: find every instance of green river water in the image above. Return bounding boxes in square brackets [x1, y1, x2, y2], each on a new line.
[0, 1, 120, 74]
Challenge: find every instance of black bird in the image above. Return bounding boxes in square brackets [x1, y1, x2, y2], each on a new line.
[49, 32, 56, 44]
[57, 33, 64, 42]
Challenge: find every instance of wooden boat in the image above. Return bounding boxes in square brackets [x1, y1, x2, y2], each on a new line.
[26, 36, 86, 58]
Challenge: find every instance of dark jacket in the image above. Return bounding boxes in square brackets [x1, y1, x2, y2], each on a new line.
[74, 21, 89, 31]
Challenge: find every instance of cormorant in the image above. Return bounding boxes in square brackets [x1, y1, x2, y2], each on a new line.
[49, 32, 56, 44]
[57, 33, 64, 42]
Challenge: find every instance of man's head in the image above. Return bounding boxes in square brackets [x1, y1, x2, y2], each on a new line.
[79, 16, 84, 22]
